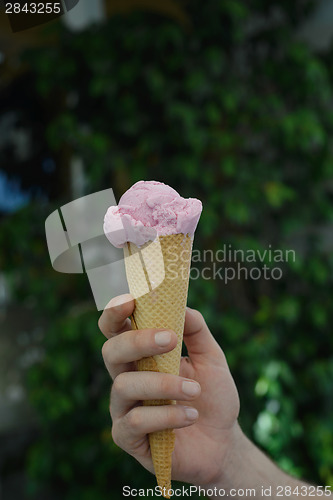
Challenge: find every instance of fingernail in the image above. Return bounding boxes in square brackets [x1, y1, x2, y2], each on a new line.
[182, 381, 200, 396]
[184, 407, 199, 420]
[155, 331, 171, 347]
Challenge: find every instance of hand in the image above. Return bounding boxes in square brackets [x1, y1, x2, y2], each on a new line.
[98, 294, 240, 487]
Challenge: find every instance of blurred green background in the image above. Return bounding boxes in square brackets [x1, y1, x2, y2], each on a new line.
[0, 0, 333, 498]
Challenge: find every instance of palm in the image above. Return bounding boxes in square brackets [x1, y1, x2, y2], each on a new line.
[171, 356, 240, 485]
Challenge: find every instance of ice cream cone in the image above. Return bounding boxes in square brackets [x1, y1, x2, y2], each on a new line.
[123, 233, 193, 497]
[104, 180, 202, 496]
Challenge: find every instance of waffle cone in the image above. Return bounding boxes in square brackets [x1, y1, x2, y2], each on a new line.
[123, 234, 193, 497]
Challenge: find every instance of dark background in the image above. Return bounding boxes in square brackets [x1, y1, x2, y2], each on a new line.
[0, 1, 333, 498]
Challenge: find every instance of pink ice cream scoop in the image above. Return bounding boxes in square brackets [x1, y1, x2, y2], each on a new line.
[104, 180, 202, 248]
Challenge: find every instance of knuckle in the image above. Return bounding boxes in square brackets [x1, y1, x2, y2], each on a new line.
[111, 372, 127, 397]
[126, 407, 142, 430]
[98, 315, 104, 333]
[107, 297, 123, 316]
[101, 339, 110, 361]
[157, 405, 180, 429]
[220, 349, 227, 364]
[102, 338, 119, 367]
[111, 421, 121, 447]
[163, 404, 176, 425]
[102, 337, 122, 366]
[192, 309, 204, 324]
[159, 374, 173, 396]
[131, 330, 142, 350]
[133, 328, 152, 352]
[109, 396, 116, 420]
[138, 376, 150, 398]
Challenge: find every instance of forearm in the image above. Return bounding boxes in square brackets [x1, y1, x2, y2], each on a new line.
[204, 423, 328, 500]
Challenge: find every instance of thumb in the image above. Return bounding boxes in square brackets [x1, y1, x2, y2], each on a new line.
[183, 307, 227, 365]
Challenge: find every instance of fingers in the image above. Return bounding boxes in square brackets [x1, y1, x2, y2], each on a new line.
[102, 328, 178, 379]
[184, 307, 227, 364]
[112, 404, 199, 454]
[110, 371, 201, 420]
[98, 294, 134, 339]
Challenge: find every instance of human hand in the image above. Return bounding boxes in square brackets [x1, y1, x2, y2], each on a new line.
[99, 294, 240, 488]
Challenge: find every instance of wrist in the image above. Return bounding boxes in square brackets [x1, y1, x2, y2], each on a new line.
[214, 421, 247, 489]
[200, 422, 303, 499]
[197, 421, 247, 492]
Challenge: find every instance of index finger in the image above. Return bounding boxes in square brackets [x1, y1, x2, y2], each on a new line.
[98, 294, 134, 339]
